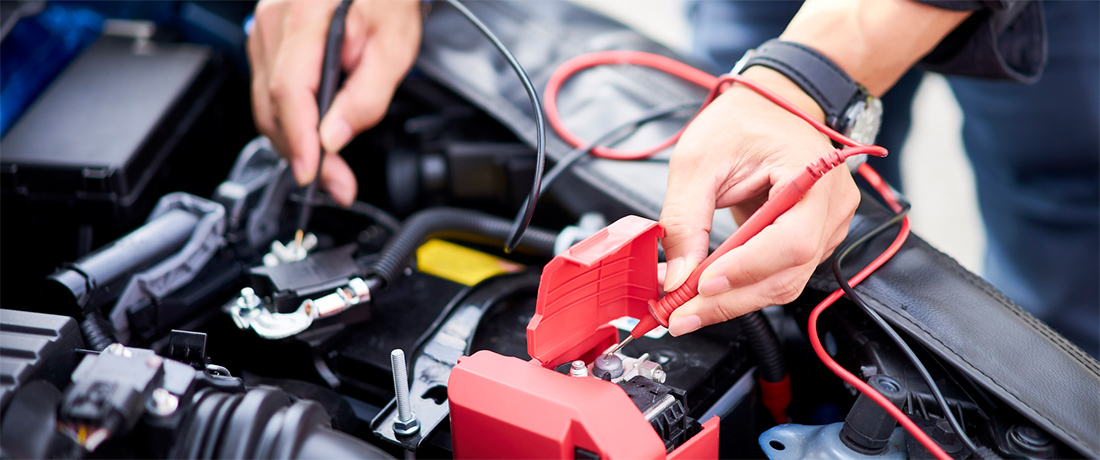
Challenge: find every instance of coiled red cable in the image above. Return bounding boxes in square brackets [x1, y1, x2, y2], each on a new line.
[544, 50, 949, 460]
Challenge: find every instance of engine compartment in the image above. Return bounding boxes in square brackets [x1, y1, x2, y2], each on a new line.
[1, 2, 1096, 459]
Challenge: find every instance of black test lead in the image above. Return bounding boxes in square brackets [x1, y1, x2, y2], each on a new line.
[295, 0, 352, 249]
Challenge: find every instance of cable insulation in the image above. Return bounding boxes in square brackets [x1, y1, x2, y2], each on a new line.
[442, 0, 546, 254]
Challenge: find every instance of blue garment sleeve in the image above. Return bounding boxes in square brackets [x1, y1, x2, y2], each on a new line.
[917, 0, 1046, 83]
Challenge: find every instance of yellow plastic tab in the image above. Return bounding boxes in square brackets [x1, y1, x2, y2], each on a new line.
[416, 239, 524, 286]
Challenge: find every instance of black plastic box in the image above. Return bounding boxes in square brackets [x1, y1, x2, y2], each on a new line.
[0, 34, 248, 312]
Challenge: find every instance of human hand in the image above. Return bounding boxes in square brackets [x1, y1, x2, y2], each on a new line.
[659, 66, 860, 336]
[248, 0, 422, 206]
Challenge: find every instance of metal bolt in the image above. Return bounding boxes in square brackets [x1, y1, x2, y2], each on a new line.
[105, 343, 132, 358]
[238, 287, 261, 310]
[148, 388, 178, 416]
[569, 360, 588, 377]
[390, 349, 420, 436]
[652, 369, 667, 383]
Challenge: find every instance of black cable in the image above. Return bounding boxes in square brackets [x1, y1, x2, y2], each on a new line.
[297, 0, 353, 235]
[290, 192, 402, 233]
[442, 0, 545, 254]
[365, 208, 559, 291]
[832, 199, 983, 456]
[507, 102, 699, 237]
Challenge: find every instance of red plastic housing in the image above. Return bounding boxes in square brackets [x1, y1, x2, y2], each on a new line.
[527, 215, 663, 368]
[447, 216, 720, 459]
[449, 351, 719, 459]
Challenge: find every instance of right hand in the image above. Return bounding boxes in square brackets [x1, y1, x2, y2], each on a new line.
[659, 66, 861, 336]
[248, 0, 423, 206]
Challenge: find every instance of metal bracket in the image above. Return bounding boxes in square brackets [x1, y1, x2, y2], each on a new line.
[370, 272, 540, 451]
[759, 423, 908, 460]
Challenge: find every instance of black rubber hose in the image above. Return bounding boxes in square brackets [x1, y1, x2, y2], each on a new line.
[80, 310, 118, 351]
[736, 311, 787, 383]
[367, 208, 557, 290]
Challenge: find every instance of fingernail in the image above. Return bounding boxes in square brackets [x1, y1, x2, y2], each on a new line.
[328, 181, 355, 208]
[664, 258, 687, 292]
[291, 158, 312, 187]
[699, 276, 731, 297]
[669, 315, 702, 336]
[321, 118, 353, 154]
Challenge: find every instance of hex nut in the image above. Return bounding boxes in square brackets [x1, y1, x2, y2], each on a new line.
[393, 417, 421, 436]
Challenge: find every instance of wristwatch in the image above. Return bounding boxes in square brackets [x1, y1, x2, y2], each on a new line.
[732, 39, 883, 146]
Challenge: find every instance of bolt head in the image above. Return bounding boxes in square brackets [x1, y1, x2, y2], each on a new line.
[105, 343, 132, 357]
[393, 417, 421, 436]
[238, 288, 261, 310]
[652, 369, 667, 383]
[148, 388, 179, 416]
[569, 360, 589, 377]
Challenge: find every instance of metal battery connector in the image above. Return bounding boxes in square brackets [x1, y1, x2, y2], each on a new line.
[591, 347, 667, 384]
[228, 278, 370, 339]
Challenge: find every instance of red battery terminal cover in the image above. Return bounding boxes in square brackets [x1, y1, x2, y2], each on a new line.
[447, 216, 720, 459]
[527, 215, 663, 368]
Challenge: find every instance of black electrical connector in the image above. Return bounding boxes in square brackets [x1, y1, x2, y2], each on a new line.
[839, 375, 908, 455]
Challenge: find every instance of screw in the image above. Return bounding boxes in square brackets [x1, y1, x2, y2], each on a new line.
[570, 360, 588, 377]
[149, 388, 178, 416]
[238, 287, 261, 310]
[390, 349, 420, 436]
[105, 343, 132, 357]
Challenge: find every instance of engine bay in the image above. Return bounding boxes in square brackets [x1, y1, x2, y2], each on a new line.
[1, 2, 1097, 459]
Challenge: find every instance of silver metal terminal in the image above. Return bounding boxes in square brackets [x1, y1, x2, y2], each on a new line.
[595, 347, 667, 384]
[643, 394, 678, 422]
[262, 233, 318, 266]
[104, 343, 132, 358]
[237, 287, 261, 311]
[569, 360, 589, 377]
[148, 388, 179, 416]
[228, 278, 371, 340]
[390, 349, 420, 436]
[593, 354, 625, 380]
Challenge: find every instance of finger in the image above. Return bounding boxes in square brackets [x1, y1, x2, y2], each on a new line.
[667, 265, 813, 336]
[320, 153, 358, 207]
[695, 187, 832, 298]
[268, 1, 339, 186]
[656, 262, 668, 296]
[247, 10, 278, 143]
[660, 154, 718, 292]
[319, 11, 421, 155]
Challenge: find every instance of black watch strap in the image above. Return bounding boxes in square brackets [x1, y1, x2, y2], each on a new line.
[738, 39, 861, 129]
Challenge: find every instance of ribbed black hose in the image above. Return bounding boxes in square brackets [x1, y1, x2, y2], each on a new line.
[367, 208, 558, 289]
[80, 310, 118, 351]
[736, 311, 787, 383]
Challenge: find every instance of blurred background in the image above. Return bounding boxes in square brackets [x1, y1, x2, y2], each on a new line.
[571, 0, 987, 275]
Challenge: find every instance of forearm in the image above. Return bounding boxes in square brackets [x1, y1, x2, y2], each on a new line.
[780, 0, 972, 96]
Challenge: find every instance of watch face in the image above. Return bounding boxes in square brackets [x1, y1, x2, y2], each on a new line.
[843, 97, 883, 145]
